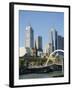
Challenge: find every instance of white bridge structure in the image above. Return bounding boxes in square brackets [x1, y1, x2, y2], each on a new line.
[27, 49, 64, 72]
[30, 49, 64, 72]
[44, 49, 64, 72]
[45, 49, 64, 66]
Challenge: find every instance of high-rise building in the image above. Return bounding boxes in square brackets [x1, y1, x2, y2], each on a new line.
[57, 35, 64, 50]
[48, 28, 57, 51]
[35, 36, 42, 51]
[25, 25, 34, 48]
[45, 43, 52, 55]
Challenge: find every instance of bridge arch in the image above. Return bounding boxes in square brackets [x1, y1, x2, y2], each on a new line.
[45, 49, 64, 66]
[50, 49, 64, 56]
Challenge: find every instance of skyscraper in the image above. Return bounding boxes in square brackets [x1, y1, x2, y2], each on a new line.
[25, 25, 34, 48]
[57, 35, 64, 50]
[48, 28, 57, 51]
[35, 36, 42, 51]
[45, 43, 52, 55]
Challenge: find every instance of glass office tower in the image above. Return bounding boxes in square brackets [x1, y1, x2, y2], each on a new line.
[25, 25, 34, 48]
[48, 28, 57, 51]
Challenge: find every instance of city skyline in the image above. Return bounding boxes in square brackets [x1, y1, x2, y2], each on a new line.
[24, 24, 64, 52]
[19, 10, 64, 50]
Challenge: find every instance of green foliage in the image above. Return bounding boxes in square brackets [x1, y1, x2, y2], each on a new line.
[19, 56, 47, 67]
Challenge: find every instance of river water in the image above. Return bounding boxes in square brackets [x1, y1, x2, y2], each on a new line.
[19, 71, 64, 79]
[19, 73, 50, 79]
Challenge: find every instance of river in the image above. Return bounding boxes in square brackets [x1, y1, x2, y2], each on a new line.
[19, 71, 64, 79]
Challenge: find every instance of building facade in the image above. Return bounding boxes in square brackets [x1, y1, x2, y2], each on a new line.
[47, 43, 52, 55]
[57, 35, 64, 50]
[25, 25, 34, 48]
[35, 36, 42, 51]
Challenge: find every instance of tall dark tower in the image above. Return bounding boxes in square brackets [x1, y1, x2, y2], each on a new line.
[35, 41, 37, 56]
[35, 36, 43, 51]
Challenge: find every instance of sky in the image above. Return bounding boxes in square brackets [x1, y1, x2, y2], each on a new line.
[19, 10, 64, 49]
